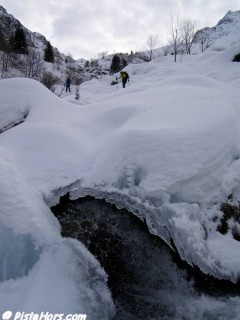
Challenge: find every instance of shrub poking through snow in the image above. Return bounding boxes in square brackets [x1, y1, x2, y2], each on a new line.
[217, 194, 240, 241]
[232, 53, 240, 62]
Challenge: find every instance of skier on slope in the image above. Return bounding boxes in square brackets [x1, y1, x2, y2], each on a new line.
[119, 71, 129, 88]
[65, 76, 71, 92]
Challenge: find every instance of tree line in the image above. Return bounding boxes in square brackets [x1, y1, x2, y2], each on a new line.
[0, 26, 56, 84]
[0, 27, 85, 92]
[0, 27, 54, 61]
[109, 13, 211, 73]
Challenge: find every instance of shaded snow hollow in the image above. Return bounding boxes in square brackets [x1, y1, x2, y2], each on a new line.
[1, 44, 240, 313]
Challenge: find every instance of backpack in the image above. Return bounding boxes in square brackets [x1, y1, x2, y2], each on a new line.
[121, 71, 129, 79]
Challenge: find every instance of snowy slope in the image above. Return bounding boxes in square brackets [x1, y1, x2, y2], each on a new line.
[1, 42, 240, 313]
[0, 80, 115, 316]
[66, 45, 240, 282]
[193, 10, 240, 52]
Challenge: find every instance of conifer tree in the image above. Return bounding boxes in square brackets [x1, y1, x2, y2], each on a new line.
[43, 41, 54, 63]
[110, 54, 121, 73]
[122, 58, 128, 67]
[10, 27, 28, 54]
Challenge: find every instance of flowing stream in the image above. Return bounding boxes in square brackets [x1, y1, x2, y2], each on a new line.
[51, 195, 240, 320]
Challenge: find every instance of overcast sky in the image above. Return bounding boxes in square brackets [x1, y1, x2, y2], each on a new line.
[1, 0, 239, 59]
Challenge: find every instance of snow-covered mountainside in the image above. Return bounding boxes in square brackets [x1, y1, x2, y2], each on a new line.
[0, 6, 148, 84]
[0, 5, 63, 57]
[0, 6, 88, 87]
[193, 10, 240, 52]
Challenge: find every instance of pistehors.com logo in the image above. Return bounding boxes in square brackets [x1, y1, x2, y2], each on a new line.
[2, 312, 87, 320]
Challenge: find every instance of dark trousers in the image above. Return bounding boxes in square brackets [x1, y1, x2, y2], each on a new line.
[66, 85, 70, 92]
[122, 78, 127, 88]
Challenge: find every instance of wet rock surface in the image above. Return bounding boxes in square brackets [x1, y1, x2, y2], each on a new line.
[51, 194, 240, 320]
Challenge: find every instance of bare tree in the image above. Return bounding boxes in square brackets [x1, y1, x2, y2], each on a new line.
[0, 51, 11, 78]
[75, 86, 80, 100]
[195, 28, 211, 52]
[40, 71, 60, 92]
[162, 45, 170, 56]
[65, 53, 75, 65]
[98, 51, 108, 59]
[23, 47, 45, 79]
[167, 12, 183, 62]
[181, 19, 198, 54]
[54, 51, 64, 70]
[146, 34, 158, 61]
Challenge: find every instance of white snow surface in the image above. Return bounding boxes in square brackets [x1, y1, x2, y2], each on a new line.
[1, 44, 240, 313]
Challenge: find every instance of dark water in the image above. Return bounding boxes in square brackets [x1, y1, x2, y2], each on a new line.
[51, 195, 240, 320]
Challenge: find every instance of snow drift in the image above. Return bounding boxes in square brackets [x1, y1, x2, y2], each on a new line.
[1, 44, 240, 313]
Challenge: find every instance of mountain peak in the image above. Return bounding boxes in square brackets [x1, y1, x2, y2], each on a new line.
[193, 9, 240, 53]
[217, 9, 240, 26]
[0, 5, 7, 13]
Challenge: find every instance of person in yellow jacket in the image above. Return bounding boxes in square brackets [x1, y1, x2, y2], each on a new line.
[119, 71, 129, 88]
